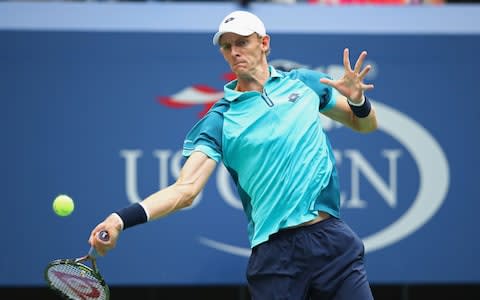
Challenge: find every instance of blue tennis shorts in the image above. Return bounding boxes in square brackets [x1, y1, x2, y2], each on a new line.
[246, 217, 373, 300]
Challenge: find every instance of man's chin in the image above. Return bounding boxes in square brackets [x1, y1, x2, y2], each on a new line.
[233, 66, 249, 75]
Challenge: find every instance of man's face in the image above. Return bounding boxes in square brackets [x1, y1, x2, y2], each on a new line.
[219, 33, 269, 77]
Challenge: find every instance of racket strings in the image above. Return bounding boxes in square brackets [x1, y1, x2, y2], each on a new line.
[46, 263, 108, 300]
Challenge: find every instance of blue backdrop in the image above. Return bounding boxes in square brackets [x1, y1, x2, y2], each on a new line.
[1, 2, 479, 286]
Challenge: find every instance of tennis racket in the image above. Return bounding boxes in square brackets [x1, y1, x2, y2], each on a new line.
[44, 230, 110, 300]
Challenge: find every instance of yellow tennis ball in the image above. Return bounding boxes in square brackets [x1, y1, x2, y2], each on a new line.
[53, 194, 75, 217]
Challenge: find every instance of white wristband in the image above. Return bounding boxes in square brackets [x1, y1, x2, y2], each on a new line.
[138, 202, 151, 221]
[112, 213, 125, 231]
[347, 95, 366, 107]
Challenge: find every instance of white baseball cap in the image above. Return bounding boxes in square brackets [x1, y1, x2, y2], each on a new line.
[212, 10, 267, 45]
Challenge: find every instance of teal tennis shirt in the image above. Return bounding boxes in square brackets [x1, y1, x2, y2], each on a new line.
[183, 66, 341, 248]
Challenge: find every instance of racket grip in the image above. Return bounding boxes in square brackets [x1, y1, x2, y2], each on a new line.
[88, 230, 110, 258]
[98, 230, 110, 242]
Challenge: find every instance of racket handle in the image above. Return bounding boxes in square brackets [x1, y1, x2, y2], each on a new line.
[98, 230, 110, 242]
[88, 230, 110, 258]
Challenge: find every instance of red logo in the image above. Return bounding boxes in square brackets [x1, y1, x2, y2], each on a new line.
[52, 270, 103, 300]
[157, 72, 236, 118]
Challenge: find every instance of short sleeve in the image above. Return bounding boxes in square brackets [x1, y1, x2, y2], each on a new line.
[182, 110, 224, 162]
[290, 68, 337, 112]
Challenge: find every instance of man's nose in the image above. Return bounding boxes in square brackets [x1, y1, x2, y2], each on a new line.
[231, 46, 241, 56]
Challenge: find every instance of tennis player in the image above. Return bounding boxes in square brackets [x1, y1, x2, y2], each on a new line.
[89, 10, 378, 299]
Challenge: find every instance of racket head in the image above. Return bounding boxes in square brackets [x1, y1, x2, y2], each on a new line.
[44, 257, 110, 300]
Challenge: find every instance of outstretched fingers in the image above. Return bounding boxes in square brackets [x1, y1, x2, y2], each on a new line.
[319, 77, 333, 86]
[343, 48, 353, 73]
[354, 50, 368, 74]
[361, 82, 375, 91]
[358, 64, 371, 81]
[322, 48, 375, 94]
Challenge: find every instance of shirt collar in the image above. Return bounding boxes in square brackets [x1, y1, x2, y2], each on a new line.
[223, 65, 282, 102]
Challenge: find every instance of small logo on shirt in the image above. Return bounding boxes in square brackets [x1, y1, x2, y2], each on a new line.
[288, 93, 300, 103]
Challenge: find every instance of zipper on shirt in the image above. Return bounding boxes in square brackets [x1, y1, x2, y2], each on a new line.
[261, 89, 274, 107]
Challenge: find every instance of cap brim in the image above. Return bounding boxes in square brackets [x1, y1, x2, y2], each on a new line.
[212, 28, 256, 45]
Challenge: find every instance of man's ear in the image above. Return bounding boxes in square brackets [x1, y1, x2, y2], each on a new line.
[261, 35, 270, 53]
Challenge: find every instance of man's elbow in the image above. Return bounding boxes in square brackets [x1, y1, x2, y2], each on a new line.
[360, 120, 378, 133]
[178, 186, 200, 208]
[352, 117, 378, 133]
